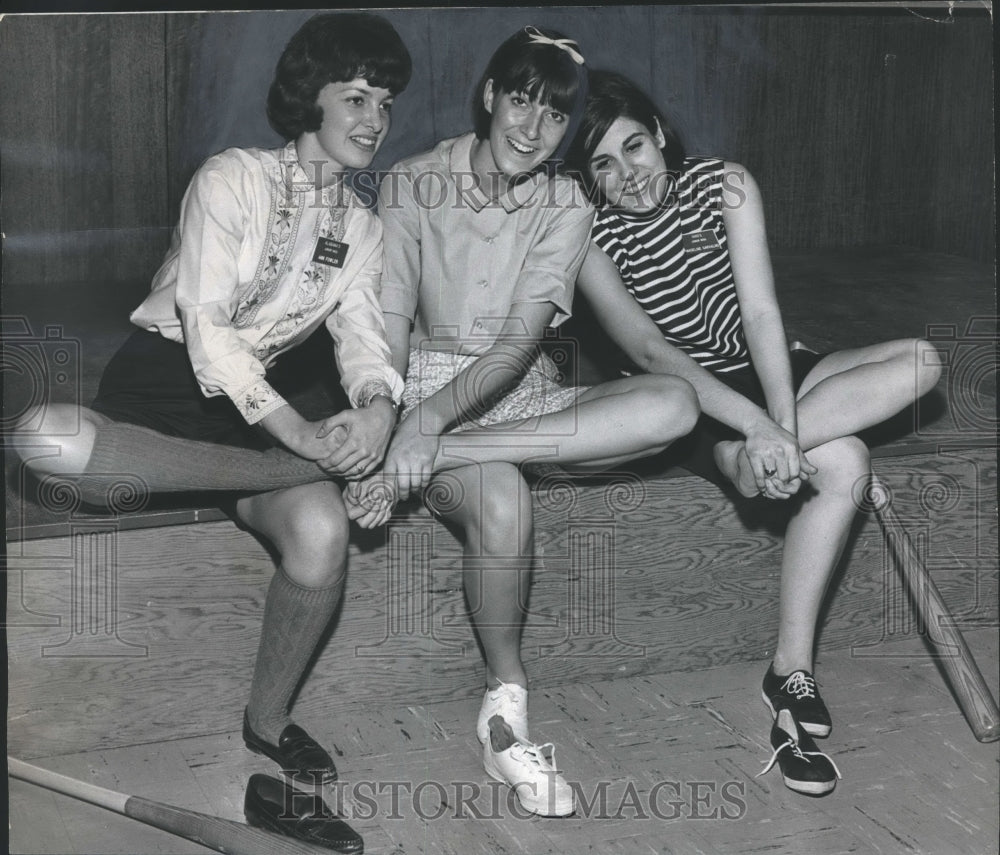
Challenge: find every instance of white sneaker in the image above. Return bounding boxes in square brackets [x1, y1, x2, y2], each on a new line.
[476, 680, 528, 744]
[483, 716, 575, 817]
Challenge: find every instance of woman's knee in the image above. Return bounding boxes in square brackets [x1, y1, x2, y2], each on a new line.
[255, 485, 350, 569]
[634, 376, 700, 444]
[809, 435, 870, 488]
[9, 404, 101, 474]
[289, 504, 349, 555]
[435, 463, 532, 552]
[911, 338, 943, 396]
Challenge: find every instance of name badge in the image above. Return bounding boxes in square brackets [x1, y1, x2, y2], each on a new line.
[682, 230, 722, 253]
[313, 237, 349, 268]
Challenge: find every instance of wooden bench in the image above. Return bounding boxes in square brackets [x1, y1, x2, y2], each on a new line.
[5, 247, 997, 757]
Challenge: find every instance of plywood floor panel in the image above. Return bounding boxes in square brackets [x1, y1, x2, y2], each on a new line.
[9, 628, 998, 854]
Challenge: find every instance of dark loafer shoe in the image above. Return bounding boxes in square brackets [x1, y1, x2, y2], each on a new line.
[243, 710, 338, 784]
[245, 773, 363, 854]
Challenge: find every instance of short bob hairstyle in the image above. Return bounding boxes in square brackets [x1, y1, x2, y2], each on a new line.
[568, 69, 687, 188]
[472, 26, 588, 158]
[267, 12, 412, 141]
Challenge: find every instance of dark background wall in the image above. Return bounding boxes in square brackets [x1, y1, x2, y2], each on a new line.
[1, 6, 994, 284]
[0, 5, 994, 405]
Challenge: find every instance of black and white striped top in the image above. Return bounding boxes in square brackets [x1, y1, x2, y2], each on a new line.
[591, 156, 750, 373]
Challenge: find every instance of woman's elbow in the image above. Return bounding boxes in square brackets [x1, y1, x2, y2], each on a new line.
[632, 340, 670, 377]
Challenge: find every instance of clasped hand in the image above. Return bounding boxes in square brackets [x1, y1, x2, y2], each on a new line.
[305, 398, 396, 479]
[744, 421, 817, 499]
[379, 414, 440, 501]
[342, 414, 440, 529]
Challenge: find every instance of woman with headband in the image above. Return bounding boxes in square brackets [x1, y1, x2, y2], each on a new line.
[346, 28, 699, 816]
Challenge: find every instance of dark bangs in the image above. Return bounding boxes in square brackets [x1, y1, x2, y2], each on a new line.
[267, 12, 412, 140]
[566, 69, 687, 192]
[472, 27, 585, 139]
[496, 53, 580, 116]
[346, 43, 412, 97]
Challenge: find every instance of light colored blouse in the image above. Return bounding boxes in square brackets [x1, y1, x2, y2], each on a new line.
[378, 132, 595, 354]
[131, 142, 403, 424]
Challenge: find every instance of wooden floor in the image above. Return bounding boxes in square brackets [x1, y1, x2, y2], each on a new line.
[8, 627, 999, 855]
[6, 244, 997, 853]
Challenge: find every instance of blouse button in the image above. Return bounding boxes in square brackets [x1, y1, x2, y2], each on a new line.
[478, 279, 488, 288]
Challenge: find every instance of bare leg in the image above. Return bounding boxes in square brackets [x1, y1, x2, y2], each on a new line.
[715, 337, 941, 494]
[434, 374, 699, 472]
[794, 338, 941, 450]
[346, 374, 698, 526]
[427, 463, 534, 689]
[770, 436, 871, 673]
[9, 404, 107, 474]
[763, 342, 930, 670]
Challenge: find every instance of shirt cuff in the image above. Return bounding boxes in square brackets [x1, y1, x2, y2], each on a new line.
[379, 281, 418, 321]
[233, 379, 288, 424]
[353, 378, 399, 409]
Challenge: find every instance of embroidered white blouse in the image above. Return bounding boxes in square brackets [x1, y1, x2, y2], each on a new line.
[130, 142, 403, 424]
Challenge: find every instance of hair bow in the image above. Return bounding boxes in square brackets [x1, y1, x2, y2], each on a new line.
[523, 26, 585, 65]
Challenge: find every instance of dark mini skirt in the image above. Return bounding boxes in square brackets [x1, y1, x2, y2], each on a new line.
[91, 328, 346, 451]
[664, 348, 825, 486]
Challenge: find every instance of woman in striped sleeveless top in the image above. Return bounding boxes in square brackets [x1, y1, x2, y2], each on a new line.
[568, 70, 942, 795]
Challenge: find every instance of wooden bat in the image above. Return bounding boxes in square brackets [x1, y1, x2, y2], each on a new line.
[8, 757, 336, 855]
[869, 472, 1000, 743]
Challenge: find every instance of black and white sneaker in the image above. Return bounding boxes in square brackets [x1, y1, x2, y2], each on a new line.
[757, 707, 841, 796]
[762, 665, 832, 737]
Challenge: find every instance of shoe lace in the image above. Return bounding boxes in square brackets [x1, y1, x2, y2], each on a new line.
[780, 671, 817, 700]
[756, 738, 842, 780]
[489, 679, 527, 711]
[511, 740, 561, 774]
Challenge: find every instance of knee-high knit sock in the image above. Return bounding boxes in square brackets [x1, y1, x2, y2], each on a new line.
[78, 421, 327, 504]
[245, 568, 343, 741]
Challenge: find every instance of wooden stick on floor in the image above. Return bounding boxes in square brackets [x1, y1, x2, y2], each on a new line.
[868, 471, 1000, 743]
[8, 757, 335, 855]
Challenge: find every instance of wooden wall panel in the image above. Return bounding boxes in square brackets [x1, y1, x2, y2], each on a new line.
[164, 12, 304, 220]
[650, 9, 994, 260]
[1, 6, 992, 292]
[0, 14, 168, 286]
